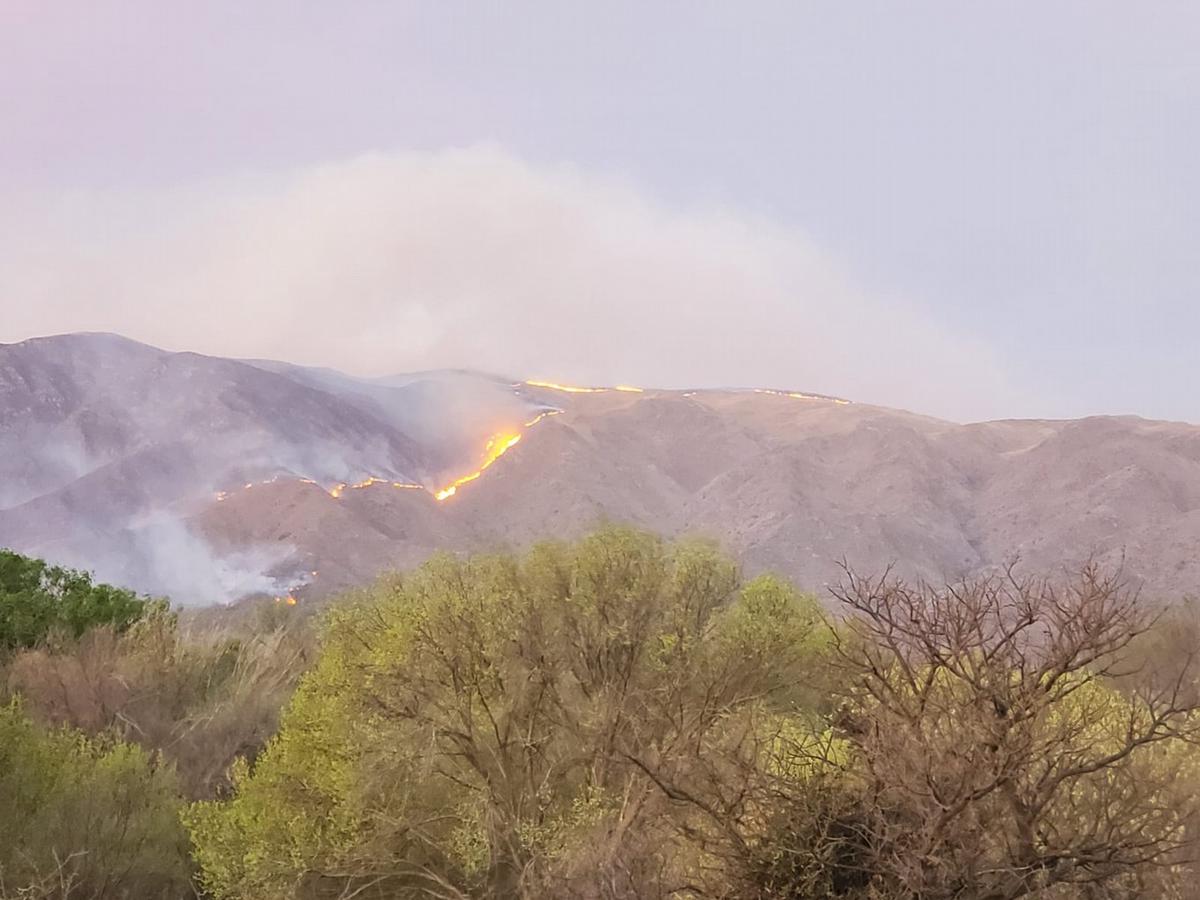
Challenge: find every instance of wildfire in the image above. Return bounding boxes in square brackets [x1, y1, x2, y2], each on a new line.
[214, 468, 428, 511]
[524, 379, 608, 393]
[274, 594, 298, 606]
[523, 409, 562, 428]
[216, 399, 566, 508]
[524, 379, 645, 395]
[434, 431, 522, 500]
[329, 477, 423, 496]
[753, 388, 851, 405]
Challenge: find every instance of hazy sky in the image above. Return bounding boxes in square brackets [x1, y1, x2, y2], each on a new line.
[1, 1, 1196, 423]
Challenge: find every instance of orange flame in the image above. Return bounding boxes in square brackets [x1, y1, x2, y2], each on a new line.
[349, 476, 394, 490]
[523, 409, 562, 427]
[525, 379, 607, 393]
[435, 431, 522, 500]
[753, 388, 851, 405]
[525, 379, 643, 394]
[330, 477, 425, 497]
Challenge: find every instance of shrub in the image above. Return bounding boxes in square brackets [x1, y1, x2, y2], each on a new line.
[0, 700, 192, 899]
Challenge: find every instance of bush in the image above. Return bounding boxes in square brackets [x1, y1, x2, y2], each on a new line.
[0, 700, 192, 899]
[5, 599, 312, 800]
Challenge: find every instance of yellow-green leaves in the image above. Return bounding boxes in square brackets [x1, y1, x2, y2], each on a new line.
[185, 527, 830, 898]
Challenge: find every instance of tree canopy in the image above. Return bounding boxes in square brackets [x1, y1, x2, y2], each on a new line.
[3, 533, 1199, 899]
[186, 527, 830, 899]
[0, 549, 150, 653]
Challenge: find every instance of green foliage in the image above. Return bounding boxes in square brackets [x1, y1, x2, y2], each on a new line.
[0, 549, 150, 653]
[186, 527, 829, 899]
[5, 532, 1195, 899]
[0, 699, 192, 899]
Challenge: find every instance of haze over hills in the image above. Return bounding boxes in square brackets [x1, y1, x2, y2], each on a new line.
[2, 332, 1198, 605]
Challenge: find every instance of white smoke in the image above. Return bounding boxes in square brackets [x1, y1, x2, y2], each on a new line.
[0, 145, 1019, 423]
[121, 517, 298, 605]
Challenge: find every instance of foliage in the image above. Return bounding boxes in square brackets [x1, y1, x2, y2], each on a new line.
[0, 549, 150, 653]
[6, 537, 1200, 899]
[185, 527, 829, 899]
[5, 593, 312, 800]
[758, 563, 1200, 900]
[0, 699, 192, 900]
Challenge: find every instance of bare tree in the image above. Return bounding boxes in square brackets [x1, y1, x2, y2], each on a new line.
[816, 562, 1200, 899]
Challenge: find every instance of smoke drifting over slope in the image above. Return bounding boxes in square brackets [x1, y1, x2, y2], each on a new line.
[5, 333, 1200, 609]
[0, 333, 542, 603]
[1, 146, 1019, 423]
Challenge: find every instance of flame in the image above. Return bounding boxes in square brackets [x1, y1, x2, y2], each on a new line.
[332, 477, 424, 497]
[525, 379, 644, 394]
[220, 473, 428, 505]
[349, 476, 393, 490]
[525, 379, 607, 393]
[523, 409, 562, 428]
[274, 594, 298, 606]
[753, 388, 851, 405]
[435, 431, 522, 500]
[217, 398, 566, 508]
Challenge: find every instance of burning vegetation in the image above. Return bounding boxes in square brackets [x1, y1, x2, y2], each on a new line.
[524, 379, 644, 394]
[753, 387, 852, 405]
[434, 430, 522, 500]
[210, 383, 848, 512]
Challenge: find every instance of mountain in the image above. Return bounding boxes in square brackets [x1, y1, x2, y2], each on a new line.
[2, 333, 1198, 604]
[0, 333, 538, 600]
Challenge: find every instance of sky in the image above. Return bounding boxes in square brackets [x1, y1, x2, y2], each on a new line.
[0, 1, 1196, 423]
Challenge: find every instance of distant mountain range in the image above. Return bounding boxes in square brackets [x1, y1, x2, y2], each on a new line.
[2, 333, 1198, 605]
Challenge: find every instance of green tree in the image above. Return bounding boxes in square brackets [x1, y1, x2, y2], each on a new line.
[186, 527, 828, 899]
[0, 549, 150, 653]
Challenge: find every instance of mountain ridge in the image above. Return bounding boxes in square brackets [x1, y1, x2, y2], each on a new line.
[2, 333, 1197, 605]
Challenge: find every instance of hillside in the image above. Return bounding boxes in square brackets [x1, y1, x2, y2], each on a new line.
[2, 333, 1198, 603]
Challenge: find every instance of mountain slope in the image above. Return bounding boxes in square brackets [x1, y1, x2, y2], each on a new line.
[2, 333, 1198, 604]
[0, 333, 535, 600]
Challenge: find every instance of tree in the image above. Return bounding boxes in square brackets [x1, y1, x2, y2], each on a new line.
[185, 527, 828, 899]
[758, 563, 1200, 900]
[0, 549, 149, 653]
